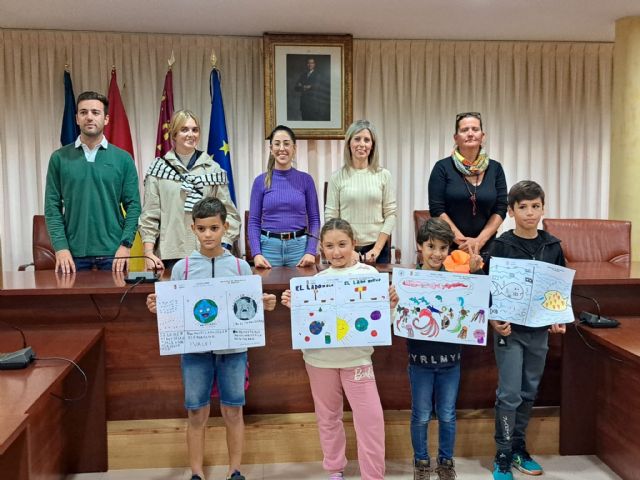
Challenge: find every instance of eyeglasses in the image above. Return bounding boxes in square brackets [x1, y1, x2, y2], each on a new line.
[455, 112, 482, 123]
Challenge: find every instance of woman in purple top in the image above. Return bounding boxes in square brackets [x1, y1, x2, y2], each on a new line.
[248, 125, 320, 268]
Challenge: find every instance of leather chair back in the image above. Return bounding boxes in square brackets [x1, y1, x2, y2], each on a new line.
[413, 210, 431, 264]
[33, 215, 56, 270]
[244, 211, 254, 263]
[542, 218, 631, 264]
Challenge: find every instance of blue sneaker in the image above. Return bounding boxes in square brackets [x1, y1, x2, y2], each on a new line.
[512, 450, 543, 475]
[492, 451, 513, 480]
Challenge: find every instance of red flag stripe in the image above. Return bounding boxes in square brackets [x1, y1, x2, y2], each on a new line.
[103, 68, 135, 159]
[155, 69, 174, 158]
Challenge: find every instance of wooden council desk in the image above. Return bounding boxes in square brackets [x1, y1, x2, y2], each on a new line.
[0, 327, 106, 479]
[561, 262, 640, 480]
[2, 262, 636, 422]
[561, 318, 640, 480]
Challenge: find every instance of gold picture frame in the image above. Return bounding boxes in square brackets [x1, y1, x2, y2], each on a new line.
[263, 33, 353, 140]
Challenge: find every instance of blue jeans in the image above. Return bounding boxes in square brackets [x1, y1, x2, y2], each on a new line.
[408, 363, 461, 462]
[259, 234, 308, 267]
[73, 256, 114, 271]
[181, 351, 248, 409]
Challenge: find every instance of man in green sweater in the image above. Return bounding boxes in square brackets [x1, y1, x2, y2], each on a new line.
[44, 91, 141, 273]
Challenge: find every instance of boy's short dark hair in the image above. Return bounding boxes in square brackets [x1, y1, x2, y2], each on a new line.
[417, 218, 455, 246]
[191, 197, 227, 222]
[76, 91, 109, 115]
[508, 180, 545, 208]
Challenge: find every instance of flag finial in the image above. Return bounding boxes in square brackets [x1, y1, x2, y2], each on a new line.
[168, 50, 175, 69]
[64, 63, 70, 72]
[210, 50, 217, 69]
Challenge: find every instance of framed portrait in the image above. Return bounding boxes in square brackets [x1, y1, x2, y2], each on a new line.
[263, 33, 353, 140]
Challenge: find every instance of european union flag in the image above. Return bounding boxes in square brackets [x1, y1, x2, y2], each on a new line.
[60, 70, 79, 146]
[207, 68, 236, 204]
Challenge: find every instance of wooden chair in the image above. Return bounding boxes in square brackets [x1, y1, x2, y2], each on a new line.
[18, 215, 56, 270]
[413, 210, 431, 264]
[542, 218, 631, 264]
[323, 181, 401, 264]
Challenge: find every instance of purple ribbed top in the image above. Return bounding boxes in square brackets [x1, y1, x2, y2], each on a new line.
[248, 168, 320, 256]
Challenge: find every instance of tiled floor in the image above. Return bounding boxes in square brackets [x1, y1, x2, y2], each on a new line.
[66, 455, 621, 479]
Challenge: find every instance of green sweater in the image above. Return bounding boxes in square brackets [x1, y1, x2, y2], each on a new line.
[44, 142, 141, 257]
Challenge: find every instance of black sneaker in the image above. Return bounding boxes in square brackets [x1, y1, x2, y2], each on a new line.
[190, 475, 203, 480]
[226, 471, 245, 480]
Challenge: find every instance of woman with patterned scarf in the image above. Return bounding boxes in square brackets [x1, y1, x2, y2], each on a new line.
[428, 112, 508, 260]
[139, 110, 240, 272]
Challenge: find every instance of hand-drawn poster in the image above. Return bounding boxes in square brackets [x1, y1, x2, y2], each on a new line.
[154, 275, 265, 355]
[489, 257, 575, 327]
[290, 273, 391, 349]
[392, 268, 491, 346]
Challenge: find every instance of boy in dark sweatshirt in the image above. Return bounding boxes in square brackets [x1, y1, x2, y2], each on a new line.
[489, 181, 566, 480]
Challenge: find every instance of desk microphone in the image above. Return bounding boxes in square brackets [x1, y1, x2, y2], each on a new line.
[0, 320, 35, 370]
[572, 293, 620, 328]
[95, 255, 160, 283]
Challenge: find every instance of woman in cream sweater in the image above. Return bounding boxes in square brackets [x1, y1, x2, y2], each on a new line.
[324, 119, 397, 264]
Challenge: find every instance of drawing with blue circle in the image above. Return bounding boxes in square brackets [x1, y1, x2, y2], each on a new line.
[193, 299, 218, 324]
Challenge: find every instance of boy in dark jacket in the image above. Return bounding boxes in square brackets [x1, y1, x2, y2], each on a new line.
[489, 181, 566, 480]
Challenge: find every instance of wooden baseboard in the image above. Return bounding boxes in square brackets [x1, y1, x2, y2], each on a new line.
[108, 408, 559, 469]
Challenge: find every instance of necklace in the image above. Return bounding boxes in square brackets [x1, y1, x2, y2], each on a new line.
[462, 174, 479, 216]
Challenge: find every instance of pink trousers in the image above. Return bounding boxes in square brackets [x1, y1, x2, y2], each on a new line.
[305, 363, 385, 480]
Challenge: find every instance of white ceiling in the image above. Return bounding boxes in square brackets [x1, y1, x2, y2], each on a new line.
[1, 0, 639, 42]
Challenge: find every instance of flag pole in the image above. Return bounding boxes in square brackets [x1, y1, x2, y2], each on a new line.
[210, 50, 217, 69]
[206, 49, 236, 204]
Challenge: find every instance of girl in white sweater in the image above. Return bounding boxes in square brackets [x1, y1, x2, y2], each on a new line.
[282, 218, 398, 480]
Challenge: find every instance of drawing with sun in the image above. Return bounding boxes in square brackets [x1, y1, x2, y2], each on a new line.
[289, 273, 391, 349]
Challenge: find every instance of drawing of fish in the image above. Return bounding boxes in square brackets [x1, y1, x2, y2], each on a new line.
[541, 290, 569, 311]
[493, 282, 525, 300]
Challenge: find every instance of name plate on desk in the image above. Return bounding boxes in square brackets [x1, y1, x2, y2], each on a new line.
[154, 276, 265, 355]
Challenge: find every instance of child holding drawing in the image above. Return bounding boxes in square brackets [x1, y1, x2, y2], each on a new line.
[488, 181, 566, 480]
[408, 218, 484, 480]
[281, 218, 399, 480]
[146, 197, 276, 480]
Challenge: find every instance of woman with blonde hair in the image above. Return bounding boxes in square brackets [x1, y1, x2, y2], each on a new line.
[248, 125, 320, 269]
[325, 119, 397, 264]
[139, 109, 240, 271]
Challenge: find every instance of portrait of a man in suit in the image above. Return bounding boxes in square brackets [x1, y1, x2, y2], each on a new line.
[287, 55, 330, 121]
